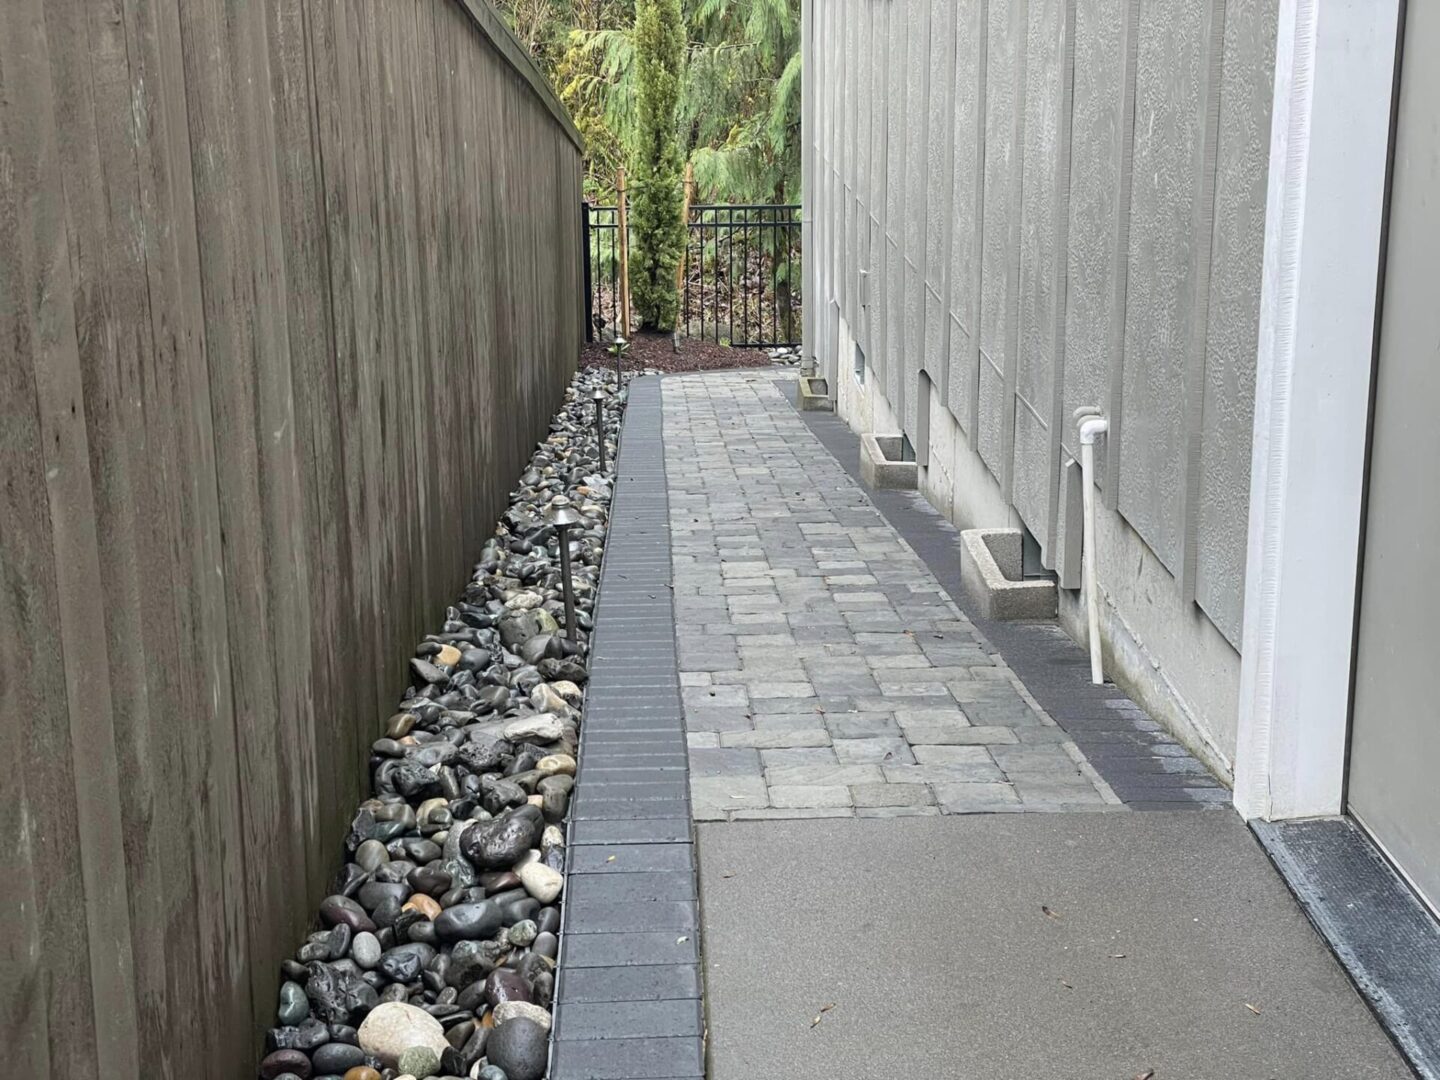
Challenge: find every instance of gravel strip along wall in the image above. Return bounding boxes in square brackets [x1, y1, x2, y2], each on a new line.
[258, 368, 620, 1080]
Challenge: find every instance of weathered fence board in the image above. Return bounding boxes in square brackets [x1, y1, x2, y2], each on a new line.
[0, 1, 583, 1076]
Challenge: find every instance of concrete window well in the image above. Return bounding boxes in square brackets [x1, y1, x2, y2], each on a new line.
[798, 374, 834, 411]
[960, 527, 1059, 620]
[860, 433, 918, 490]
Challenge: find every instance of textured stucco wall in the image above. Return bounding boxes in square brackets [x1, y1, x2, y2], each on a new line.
[803, 0, 1277, 770]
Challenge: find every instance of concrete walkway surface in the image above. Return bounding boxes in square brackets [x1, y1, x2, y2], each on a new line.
[697, 812, 1414, 1079]
[562, 369, 1413, 1080]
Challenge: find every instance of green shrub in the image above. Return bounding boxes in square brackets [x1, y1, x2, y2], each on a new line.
[629, 0, 685, 331]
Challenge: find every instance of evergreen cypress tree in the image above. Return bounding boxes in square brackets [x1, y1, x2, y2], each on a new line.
[629, 0, 685, 331]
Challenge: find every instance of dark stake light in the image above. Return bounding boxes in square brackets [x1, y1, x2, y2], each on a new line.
[545, 499, 583, 641]
[593, 390, 607, 472]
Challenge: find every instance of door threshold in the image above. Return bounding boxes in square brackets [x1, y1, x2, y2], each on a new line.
[1253, 816, 1440, 1079]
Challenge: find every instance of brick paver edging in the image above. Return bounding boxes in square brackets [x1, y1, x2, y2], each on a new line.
[550, 376, 706, 1079]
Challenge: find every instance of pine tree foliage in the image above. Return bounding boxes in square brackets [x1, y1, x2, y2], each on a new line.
[497, 0, 801, 204]
[629, 0, 686, 330]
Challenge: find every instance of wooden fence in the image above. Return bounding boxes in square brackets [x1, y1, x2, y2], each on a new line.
[0, 1, 583, 1076]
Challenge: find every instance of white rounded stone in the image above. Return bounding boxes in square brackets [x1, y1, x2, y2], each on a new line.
[357, 1001, 448, 1066]
[494, 1001, 553, 1031]
[536, 753, 576, 777]
[503, 713, 565, 743]
[516, 860, 564, 903]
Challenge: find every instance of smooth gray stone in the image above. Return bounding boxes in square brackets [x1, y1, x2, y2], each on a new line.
[350, 931, 381, 970]
[276, 980, 309, 1026]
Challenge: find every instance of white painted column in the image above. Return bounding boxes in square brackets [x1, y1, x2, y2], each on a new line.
[1234, 0, 1400, 821]
[800, 0, 817, 367]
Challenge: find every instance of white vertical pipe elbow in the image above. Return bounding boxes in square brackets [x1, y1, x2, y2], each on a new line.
[1079, 416, 1110, 445]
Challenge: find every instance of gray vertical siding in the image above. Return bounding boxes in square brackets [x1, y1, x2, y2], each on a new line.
[805, 0, 1274, 646]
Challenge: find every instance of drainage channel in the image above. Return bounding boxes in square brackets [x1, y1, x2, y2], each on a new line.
[551, 375, 705, 1080]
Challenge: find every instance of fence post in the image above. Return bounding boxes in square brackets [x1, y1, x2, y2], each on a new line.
[581, 200, 594, 343]
[616, 167, 631, 340]
[676, 161, 694, 293]
[674, 162, 694, 347]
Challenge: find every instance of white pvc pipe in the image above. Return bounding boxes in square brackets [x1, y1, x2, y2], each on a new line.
[1078, 415, 1110, 685]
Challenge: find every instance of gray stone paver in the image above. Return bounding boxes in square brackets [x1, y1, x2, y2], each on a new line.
[663, 370, 1120, 820]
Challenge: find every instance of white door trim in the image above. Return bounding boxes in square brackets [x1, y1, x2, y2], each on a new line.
[1234, 0, 1401, 821]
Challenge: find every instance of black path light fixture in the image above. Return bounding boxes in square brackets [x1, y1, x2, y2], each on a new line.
[545, 498, 583, 641]
[593, 389, 607, 472]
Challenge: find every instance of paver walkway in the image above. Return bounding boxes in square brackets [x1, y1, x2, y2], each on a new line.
[639, 369, 1410, 1080]
[664, 370, 1117, 818]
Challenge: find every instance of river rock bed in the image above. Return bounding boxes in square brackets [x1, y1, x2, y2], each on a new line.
[257, 367, 622, 1080]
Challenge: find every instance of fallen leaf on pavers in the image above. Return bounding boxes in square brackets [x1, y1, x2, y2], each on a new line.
[1134, 1071, 1155, 1080]
[1109, 953, 1127, 959]
[722, 871, 735, 878]
[1042, 905, 1063, 919]
[606, 855, 616, 862]
[1245, 1003, 1262, 1016]
[728, 793, 752, 799]
[810, 1003, 836, 1029]
[1059, 980, 1073, 990]
[677, 936, 689, 945]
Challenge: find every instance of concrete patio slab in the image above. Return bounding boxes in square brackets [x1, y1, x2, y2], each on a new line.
[697, 812, 1412, 1079]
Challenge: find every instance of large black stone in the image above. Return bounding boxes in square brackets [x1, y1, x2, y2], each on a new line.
[445, 938, 507, 989]
[460, 805, 543, 870]
[303, 962, 378, 1025]
[310, 1041, 367, 1073]
[433, 900, 503, 943]
[485, 1016, 548, 1080]
[266, 1017, 329, 1053]
[377, 942, 435, 984]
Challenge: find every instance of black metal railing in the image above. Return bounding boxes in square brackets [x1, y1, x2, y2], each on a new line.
[682, 203, 801, 348]
[581, 201, 632, 343]
[581, 200, 802, 348]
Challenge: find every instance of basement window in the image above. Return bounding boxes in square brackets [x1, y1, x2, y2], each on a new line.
[854, 342, 866, 385]
[900, 434, 916, 462]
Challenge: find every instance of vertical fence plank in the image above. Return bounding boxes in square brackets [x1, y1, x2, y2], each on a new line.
[0, 2, 582, 1075]
[1, 3, 141, 1076]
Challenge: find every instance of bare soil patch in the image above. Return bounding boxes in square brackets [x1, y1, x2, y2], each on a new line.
[580, 332, 780, 375]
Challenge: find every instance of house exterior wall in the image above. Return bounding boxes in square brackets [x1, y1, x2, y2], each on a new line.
[807, 0, 1278, 773]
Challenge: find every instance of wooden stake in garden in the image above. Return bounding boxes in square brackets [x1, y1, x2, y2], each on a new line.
[676, 160, 694, 293]
[616, 166, 632, 340]
[673, 161, 694, 350]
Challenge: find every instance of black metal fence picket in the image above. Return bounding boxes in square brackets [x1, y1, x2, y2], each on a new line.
[582, 200, 802, 348]
[581, 201, 629, 343]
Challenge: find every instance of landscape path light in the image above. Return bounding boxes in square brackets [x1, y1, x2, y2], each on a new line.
[545, 499, 583, 641]
[594, 390, 607, 472]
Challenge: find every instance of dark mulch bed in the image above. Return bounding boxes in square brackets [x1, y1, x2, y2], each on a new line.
[580, 332, 779, 375]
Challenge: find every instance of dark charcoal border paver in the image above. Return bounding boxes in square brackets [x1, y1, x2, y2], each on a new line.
[780, 378, 1220, 809]
[1255, 817, 1440, 1079]
[553, 376, 703, 1079]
